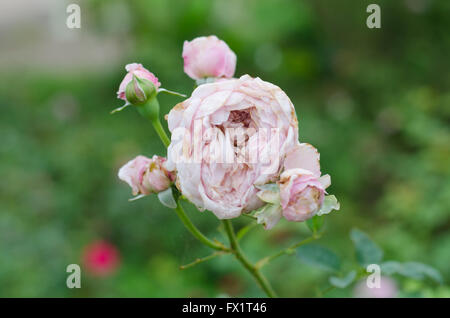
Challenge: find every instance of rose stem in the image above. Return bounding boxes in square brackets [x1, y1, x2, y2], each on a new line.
[222, 219, 278, 298]
[175, 201, 229, 251]
[149, 105, 275, 297]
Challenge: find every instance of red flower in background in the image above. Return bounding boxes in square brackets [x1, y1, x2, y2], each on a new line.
[82, 240, 120, 277]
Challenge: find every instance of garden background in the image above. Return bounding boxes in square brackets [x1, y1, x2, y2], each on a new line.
[0, 0, 448, 297]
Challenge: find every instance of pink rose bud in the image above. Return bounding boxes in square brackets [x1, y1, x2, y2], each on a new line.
[279, 169, 326, 222]
[118, 155, 173, 196]
[82, 240, 120, 277]
[117, 63, 161, 102]
[182, 35, 237, 80]
[278, 143, 334, 222]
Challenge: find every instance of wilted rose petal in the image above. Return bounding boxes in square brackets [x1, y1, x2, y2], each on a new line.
[279, 169, 326, 222]
[284, 143, 321, 176]
[166, 75, 298, 219]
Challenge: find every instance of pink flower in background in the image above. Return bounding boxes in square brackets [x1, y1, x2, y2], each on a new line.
[279, 143, 331, 222]
[118, 155, 174, 195]
[182, 35, 237, 80]
[82, 241, 120, 277]
[353, 276, 398, 298]
[117, 63, 161, 101]
[166, 75, 298, 219]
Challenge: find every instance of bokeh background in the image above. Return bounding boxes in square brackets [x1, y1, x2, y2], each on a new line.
[0, 0, 449, 297]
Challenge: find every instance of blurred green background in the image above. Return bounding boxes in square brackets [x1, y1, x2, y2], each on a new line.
[0, 0, 449, 297]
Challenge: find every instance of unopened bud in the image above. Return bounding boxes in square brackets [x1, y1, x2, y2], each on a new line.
[125, 75, 157, 105]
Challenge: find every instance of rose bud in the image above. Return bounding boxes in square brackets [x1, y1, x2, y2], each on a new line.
[279, 169, 326, 222]
[117, 63, 161, 103]
[125, 75, 158, 105]
[118, 155, 174, 196]
[182, 35, 237, 80]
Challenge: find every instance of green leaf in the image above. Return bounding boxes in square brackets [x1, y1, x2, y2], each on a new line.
[317, 195, 340, 216]
[110, 103, 130, 114]
[297, 244, 341, 272]
[381, 261, 443, 284]
[157, 188, 177, 209]
[380, 261, 403, 275]
[329, 270, 357, 288]
[306, 215, 324, 234]
[350, 228, 383, 266]
[255, 183, 280, 204]
[128, 194, 147, 202]
[157, 88, 187, 98]
[401, 262, 443, 284]
[254, 204, 282, 230]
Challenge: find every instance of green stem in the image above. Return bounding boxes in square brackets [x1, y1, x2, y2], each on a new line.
[241, 213, 257, 221]
[175, 201, 229, 252]
[256, 234, 320, 269]
[135, 97, 171, 148]
[151, 119, 171, 147]
[222, 219, 277, 298]
[180, 251, 228, 270]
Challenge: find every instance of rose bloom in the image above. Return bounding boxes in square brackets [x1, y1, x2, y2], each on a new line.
[117, 63, 161, 101]
[118, 155, 174, 195]
[182, 35, 237, 80]
[82, 240, 120, 277]
[279, 143, 330, 222]
[166, 75, 298, 219]
[353, 276, 398, 298]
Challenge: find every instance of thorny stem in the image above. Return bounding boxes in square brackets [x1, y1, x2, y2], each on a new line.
[318, 285, 336, 297]
[255, 234, 321, 269]
[175, 201, 229, 252]
[222, 219, 277, 298]
[180, 251, 228, 270]
[147, 109, 228, 252]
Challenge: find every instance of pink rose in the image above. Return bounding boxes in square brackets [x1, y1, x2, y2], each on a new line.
[182, 35, 237, 80]
[117, 63, 161, 101]
[279, 143, 331, 222]
[279, 169, 326, 222]
[118, 155, 174, 195]
[82, 240, 120, 277]
[166, 75, 298, 219]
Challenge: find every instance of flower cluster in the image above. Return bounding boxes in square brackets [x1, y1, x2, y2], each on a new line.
[116, 35, 339, 229]
[118, 155, 174, 196]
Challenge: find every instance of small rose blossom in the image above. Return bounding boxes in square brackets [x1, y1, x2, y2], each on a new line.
[279, 143, 331, 222]
[182, 35, 237, 80]
[279, 169, 326, 222]
[117, 63, 161, 101]
[82, 240, 120, 277]
[118, 155, 173, 195]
